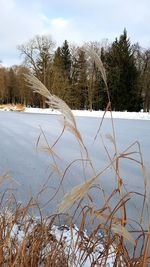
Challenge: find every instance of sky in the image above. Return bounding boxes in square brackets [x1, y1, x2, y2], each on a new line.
[0, 0, 150, 66]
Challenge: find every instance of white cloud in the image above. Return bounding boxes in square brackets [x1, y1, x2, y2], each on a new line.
[0, 0, 49, 65]
[0, 0, 150, 66]
[51, 18, 69, 28]
[37, 15, 83, 46]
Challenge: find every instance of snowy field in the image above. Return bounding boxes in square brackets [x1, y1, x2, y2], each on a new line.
[0, 109, 149, 226]
[25, 107, 150, 120]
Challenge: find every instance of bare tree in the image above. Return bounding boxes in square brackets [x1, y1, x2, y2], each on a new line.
[18, 35, 56, 107]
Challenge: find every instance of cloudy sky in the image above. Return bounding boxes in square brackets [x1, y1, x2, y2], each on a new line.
[0, 0, 150, 66]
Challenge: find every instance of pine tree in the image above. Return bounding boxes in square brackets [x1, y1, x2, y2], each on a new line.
[52, 47, 66, 98]
[58, 40, 72, 106]
[53, 47, 63, 68]
[89, 47, 108, 110]
[75, 49, 88, 109]
[106, 29, 142, 111]
[92, 62, 105, 110]
[141, 49, 150, 112]
[36, 43, 51, 88]
[61, 40, 71, 80]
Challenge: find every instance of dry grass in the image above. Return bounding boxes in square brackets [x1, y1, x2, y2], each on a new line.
[0, 104, 25, 112]
[0, 49, 149, 266]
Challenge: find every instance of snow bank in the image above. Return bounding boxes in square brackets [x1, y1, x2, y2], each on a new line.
[24, 107, 150, 120]
[1, 105, 150, 120]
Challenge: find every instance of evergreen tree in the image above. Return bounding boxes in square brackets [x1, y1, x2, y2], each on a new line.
[106, 29, 142, 111]
[58, 40, 72, 105]
[76, 49, 88, 109]
[61, 40, 71, 80]
[52, 47, 66, 98]
[53, 47, 63, 68]
[88, 47, 108, 111]
[36, 43, 51, 88]
[92, 62, 105, 110]
[141, 49, 150, 112]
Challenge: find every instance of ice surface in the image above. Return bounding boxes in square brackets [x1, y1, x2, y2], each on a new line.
[0, 110, 149, 227]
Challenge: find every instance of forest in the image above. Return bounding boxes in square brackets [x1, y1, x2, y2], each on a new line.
[0, 29, 150, 112]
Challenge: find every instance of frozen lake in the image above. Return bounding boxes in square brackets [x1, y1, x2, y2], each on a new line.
[0, 111, 149, 227]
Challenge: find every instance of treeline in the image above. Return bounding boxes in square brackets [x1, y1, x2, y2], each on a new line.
[0, 29, 150, 111]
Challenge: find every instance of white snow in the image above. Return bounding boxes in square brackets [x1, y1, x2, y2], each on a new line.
[9, 221, 119, 267]
[0, 209, 122, 267]
[0, 105, 150, 120]
[24, 107, 150, 120]
[49, 225, 118, 267]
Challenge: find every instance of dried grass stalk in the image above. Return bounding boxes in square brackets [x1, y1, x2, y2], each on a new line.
[112, 224, 136, 246]
[24, 74, 86, 152]
[57, 176, 97, 213]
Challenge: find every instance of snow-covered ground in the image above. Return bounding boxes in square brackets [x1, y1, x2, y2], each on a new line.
[1, 104, 150, 120]
[0, 208, 119, 267]
[1, 208, 118, 267]
[24, 107, 150, 120]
